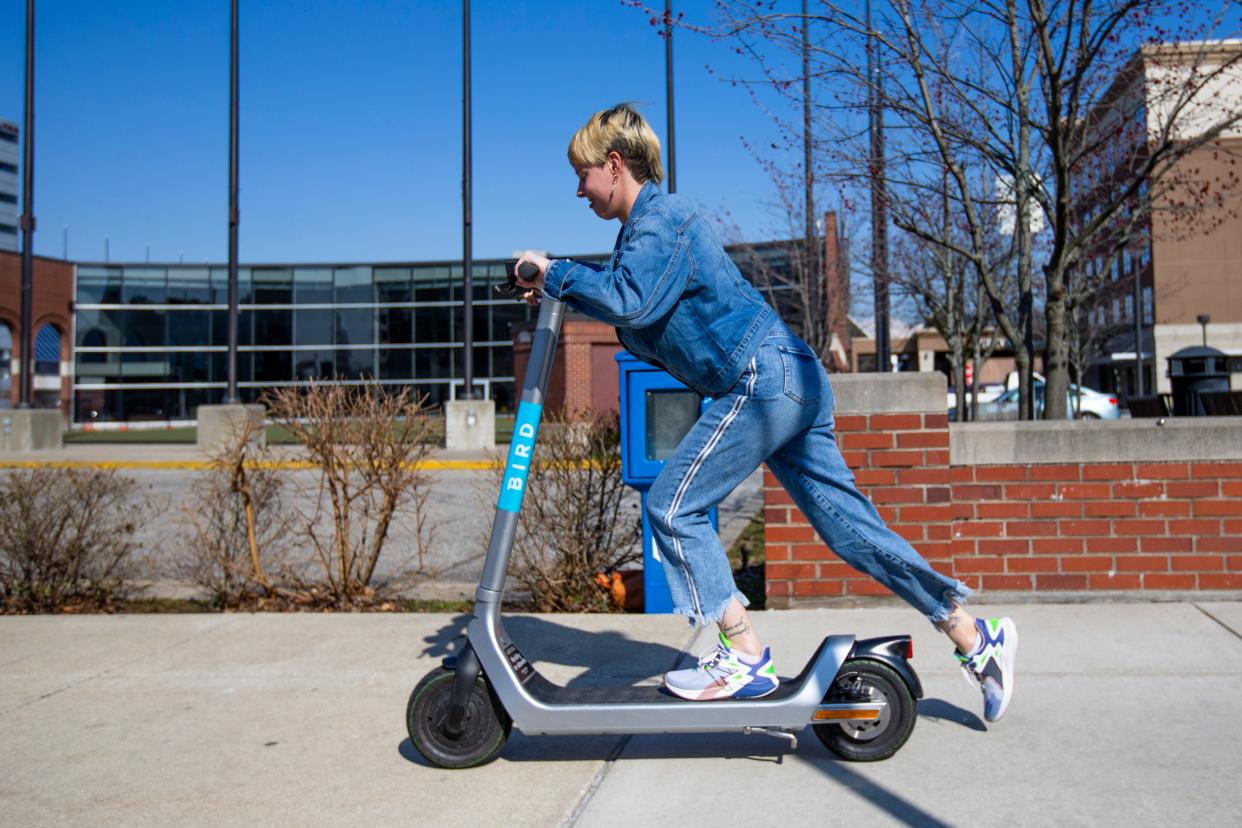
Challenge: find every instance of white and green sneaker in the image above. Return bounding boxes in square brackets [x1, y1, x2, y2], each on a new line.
[663, 634, 779, 701]
[956, 617, 1018, 722]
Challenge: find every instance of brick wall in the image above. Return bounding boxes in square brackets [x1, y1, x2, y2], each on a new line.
[764, 374, 1242, 606]
[512, 314, 620, 419]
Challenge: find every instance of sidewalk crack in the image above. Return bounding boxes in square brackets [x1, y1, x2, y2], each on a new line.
[561, 626, 699, 828]
[1193, 603, 1242, 643]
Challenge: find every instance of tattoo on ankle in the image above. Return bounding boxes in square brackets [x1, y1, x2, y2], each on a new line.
[722, 620, 751, 640]
[936, 615, 963, 633]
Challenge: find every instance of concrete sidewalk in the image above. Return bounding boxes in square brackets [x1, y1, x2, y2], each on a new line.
[2, 601, 1240, 827]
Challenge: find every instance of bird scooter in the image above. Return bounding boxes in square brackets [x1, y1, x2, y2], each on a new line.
[406, 262, 923, 768]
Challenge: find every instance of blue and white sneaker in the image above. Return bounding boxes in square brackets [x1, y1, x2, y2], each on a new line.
[956, 617, 1018, 722]
[664, 633, 779, 701]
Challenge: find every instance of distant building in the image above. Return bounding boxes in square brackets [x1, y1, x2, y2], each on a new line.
[0, 119, 18, 253]
[1072, 41, 1242, 398]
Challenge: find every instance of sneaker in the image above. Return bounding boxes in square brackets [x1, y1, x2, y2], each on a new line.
[955, 617, 1018, 723]
[663, 633, 779, 701]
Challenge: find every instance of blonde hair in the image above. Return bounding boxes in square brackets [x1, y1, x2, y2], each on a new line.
[567, 103, 664, 185]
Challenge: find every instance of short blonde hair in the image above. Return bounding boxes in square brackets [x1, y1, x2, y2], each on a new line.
[567, 103, 664, 185]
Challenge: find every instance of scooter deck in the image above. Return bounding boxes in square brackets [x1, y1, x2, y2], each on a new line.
[520, 637, 829, 706]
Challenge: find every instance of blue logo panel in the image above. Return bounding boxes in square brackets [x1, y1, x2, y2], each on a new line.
[497, 401, 543, 512]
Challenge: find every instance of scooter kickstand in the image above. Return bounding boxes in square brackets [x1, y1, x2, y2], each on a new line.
[743, 726, 798, 751]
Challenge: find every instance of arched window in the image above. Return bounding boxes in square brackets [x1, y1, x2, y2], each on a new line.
[35, 324, 62, 376]
[0, 323, 12, 407]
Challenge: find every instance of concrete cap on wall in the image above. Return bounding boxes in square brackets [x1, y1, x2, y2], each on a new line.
[829, 372, 947, 414]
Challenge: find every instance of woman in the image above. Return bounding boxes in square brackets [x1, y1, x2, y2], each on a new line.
[514, 103, 1017, 720]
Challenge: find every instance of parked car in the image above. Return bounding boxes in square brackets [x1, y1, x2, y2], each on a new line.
[947, 383, 1006, 412]
[970, 382, 1121, 421]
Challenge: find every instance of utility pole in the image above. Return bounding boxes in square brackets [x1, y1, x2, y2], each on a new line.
[17, 0, 36, 408]
[866, 0, 891, 372]
[461, 0, 477, 399]
[664, 0, 677, 193]
[225, 0, 241, 404]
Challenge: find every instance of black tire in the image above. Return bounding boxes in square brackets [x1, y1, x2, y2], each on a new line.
[1077, 411, 1100, 420]
[813, 659, 917, 762]
[407, 666, 512, 769]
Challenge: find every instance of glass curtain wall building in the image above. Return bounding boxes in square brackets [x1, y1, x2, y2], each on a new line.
[73, 257, 599, 423]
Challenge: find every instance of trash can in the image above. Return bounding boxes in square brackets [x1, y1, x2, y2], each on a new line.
[1167, 345, 1231, 416]
[616, 351, 715, 613]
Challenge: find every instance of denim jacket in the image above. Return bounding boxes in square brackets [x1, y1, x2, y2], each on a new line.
[543, 182, 777, 397]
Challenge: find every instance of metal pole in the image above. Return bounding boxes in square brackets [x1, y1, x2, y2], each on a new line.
[462, 0, 476, 399]
[665, 0, 677, 194]
[226, 0, 240, 404]
[866, 0, 891, 372]
[802, 0, 815, 299]
[17, 0, 35, 409]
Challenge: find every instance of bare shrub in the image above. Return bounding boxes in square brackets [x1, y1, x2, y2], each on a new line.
[265, 381, 437, 606]
[488, 410, 641, 612]
[178, 416, 293, 607]
[0, 468, 148, 613]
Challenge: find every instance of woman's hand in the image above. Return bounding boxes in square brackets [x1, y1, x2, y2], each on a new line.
[513, 250, 551, 305]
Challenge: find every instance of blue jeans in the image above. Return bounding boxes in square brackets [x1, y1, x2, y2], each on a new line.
[646, 324, 972, 626]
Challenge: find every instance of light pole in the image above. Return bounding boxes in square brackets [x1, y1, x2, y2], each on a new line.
[664, 0, 677, 194]
[461, 0, 477, 399]
[17, 0, 36, 409]
[225, 0, 241, 404]
[865, 0, 890, 372]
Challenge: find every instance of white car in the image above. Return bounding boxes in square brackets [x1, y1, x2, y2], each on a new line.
[975, 382, 1121, 420]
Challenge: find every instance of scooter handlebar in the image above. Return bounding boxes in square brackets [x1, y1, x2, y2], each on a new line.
[496, 259, 544, 299]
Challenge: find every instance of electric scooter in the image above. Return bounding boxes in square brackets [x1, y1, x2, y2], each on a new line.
[406, 262, 924, 768]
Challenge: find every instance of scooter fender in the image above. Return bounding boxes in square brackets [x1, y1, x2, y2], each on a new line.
[848, 635, 923, 699]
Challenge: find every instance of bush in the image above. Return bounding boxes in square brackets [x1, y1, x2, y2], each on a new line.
[265, 381, 437, 606]
[491, 410, 641, 612]
[0, 468, 147, 613]
[178, 416, 293, 607]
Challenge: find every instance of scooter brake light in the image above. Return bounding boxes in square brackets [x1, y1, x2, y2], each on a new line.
[906, 638, 914, 659]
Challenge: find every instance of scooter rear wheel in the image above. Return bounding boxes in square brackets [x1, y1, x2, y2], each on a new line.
[813, 659, 916, 762]
[407, 666, 512, 769]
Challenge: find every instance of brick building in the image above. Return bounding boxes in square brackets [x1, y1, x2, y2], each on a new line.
[0, 249, 73, 412]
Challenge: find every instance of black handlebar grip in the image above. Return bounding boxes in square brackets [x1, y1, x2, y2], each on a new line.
[496, 259, 546, 298]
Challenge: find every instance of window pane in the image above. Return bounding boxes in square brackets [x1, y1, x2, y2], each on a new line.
[414, 347, 453, 380]
[489, 301, 530, 342]
[75, 308, 123, 348]
[294, 349, 334, 380]
[414, 306, 452, 343]
[294, 309, 334, 346]
[412, 266, 453, 302]
[336, 348, 376, 379]
[254, 309, 293, 345]
[335, 266, 373, 303]
[169, 351, 211, 383]
[378, 307, 412, 344]
[123, 268, 167, 305]
[335, 308, 374, 346]
[77, 267, 123, 304]
[168, 310, 211, 348]
[210, 309, 253, 347]
[254, 350, 292, 382]
[293, 268, 333, 303]
[167, 267, 211, 304]
[379, 348, 412, 380]
[123, 309, 167, 348]
[252, 268, 293, 303]
[375, 268, 412, 303]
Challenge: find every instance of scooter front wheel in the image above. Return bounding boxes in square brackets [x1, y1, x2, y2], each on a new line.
[813, 658, 916, 762]
[407, 666, 512, 769]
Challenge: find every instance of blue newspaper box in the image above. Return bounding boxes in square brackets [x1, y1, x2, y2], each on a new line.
[616, 351, 715, 613]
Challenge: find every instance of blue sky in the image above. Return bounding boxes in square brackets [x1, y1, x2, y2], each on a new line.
[0, 1, 794, 265]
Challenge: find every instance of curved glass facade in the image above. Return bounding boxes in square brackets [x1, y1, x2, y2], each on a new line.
[71, 258, 606, 423]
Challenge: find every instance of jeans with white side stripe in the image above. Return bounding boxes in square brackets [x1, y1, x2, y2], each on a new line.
[646, 324, 972, 627]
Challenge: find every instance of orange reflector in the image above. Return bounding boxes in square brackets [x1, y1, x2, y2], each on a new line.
[814, 709, 881, 721]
